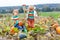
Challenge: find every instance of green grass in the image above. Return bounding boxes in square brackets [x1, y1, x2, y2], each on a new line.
[0, 11, 60, 19]
[38, 12, 60, 19]
[19, 12, 60, 19]
[18, 12, 60, 19]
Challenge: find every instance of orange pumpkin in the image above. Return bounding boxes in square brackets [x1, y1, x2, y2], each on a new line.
[52, 21, 59, 28]
[52, 24, 58, 28]
[56, 27, 60, 34]
[18, 21, 23, 26]
[10, 29, 15, 34]
[10, 27, 15, 34]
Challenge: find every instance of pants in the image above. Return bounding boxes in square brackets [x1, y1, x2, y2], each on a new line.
[28, 19, 34, 28]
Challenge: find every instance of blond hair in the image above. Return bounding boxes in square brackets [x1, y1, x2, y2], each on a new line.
[13, 9, 18, 15]
[28, 5, 34, 10]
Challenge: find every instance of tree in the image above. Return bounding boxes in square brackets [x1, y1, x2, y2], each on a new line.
[42, 6, 53, 12]
[19, 7, 24, 13]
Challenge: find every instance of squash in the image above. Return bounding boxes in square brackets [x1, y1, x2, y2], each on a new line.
[18, 21, 23, 26]
[10, 27, 19, 34]
[56, 27, 60, 34]
[10, 27, 15, 34]
[10, 29, 15, 34]
[52, 21, 59, 28]
[52, 23, 59, 28]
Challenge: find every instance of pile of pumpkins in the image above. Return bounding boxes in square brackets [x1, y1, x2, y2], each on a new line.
[1, 20, 60, 40]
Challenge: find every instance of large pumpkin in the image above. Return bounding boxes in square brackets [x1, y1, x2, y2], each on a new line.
[18, 21, 23, 26]
[56, 27, 60, 34]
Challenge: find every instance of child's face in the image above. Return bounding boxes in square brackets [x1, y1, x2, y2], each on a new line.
[29, 6, 34, 12]
[13, 10, 18, 16]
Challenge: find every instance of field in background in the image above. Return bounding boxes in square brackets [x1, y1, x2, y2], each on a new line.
[19, 12, 60, 19]
[0, 12, 60, 19]
[39, 12, 60, 19]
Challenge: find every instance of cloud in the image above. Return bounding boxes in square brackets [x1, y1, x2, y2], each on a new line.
[0, 0, 60, 7]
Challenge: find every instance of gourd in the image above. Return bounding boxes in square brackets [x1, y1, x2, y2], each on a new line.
[18, 21, 23, 26]
[56, 27, 60, 34]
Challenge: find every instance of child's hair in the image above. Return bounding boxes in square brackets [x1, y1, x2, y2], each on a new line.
[28, 5, 34, 11]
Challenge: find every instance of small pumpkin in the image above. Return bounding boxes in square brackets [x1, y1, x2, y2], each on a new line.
[53, 24, 58, 28]
[52, 21, 59, 28]
[18, 21, 23, 26]
[56, 27, 60, 34]
[10, 27, 19, 34]
[10, 27, 15, 34]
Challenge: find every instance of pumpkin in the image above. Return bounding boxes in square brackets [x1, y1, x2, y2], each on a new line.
[10, 27, 15, 34]
[56, 27, 60, 34]
[52, 23, 59, 28]
[18, 21, 23, 26]
[10, 27, 19, 34]
[42, 25, 48, 29]
[52, 21, 59, 28]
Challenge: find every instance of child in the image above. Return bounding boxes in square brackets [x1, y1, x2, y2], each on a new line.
[11, 9, 19, 24]
[26, 5, 38, 28]
[11, 9, 27, 33]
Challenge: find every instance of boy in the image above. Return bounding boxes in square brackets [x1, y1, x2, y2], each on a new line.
[11, 9, 27, 33]
[11, 9, 19, 24]
[26, 5, 38, 28]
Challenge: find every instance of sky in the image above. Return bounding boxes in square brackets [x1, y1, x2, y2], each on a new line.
[0, 0, 60, 7]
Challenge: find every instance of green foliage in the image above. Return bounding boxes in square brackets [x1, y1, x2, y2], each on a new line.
[0, 28, 2, 33]
[5, 26, 10, 32]
[13, 28, 19, 33]
[33, 24, 46, 34]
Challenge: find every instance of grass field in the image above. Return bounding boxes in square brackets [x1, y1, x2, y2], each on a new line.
[19, 12, 60, 19]
[39, 12, 60, 19]
[17, 12, 60, 19]
[0, 11, 60, 20]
